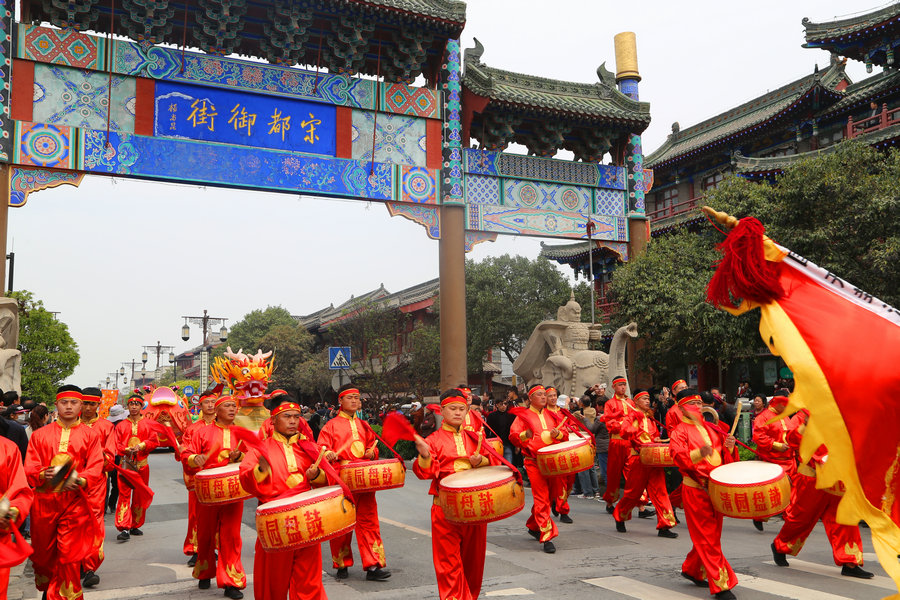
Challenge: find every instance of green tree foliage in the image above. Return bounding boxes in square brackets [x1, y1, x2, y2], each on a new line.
[608, 231, 760, 372]
[709, 142, 900, 307]
[223, 306, 297, 354]
[10, 290, 79, 403]
[465, 255, 581, 373]
[404, 322, 441, 399]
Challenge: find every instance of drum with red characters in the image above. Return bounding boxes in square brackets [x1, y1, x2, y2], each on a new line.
[256, 486, 356, 551]
[438, 466, 524, 524]
[708, 460, 790, 519]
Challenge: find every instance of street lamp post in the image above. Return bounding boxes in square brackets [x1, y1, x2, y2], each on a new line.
[169, 351, 177, 383]
[123, 360, 141, 390]
[143, 341, 175, 371]
[181, 310, 228, 390]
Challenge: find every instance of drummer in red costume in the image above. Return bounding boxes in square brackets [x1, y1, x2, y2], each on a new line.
[0, 436, 33, 599]
[413, 388, 499, 600]
[457, 385, 483, 434]
[178, 386, 218, 568]
[670, 388, 739, 600]
[509, 384, 565, 553]
[239, 393, 329, 600]
[601, 375, 635, 513]
[751, 395, 801, 532]
[318, 384, 391, 582]
[184, 394, 247, 599]
[113, 394, 159, 541]
[770, 411, 873, 579]
[79, 387, 116, 588]
[544, 386, 574, 524]
[25, 385, 103, 600]
[613, 390, 678, 538]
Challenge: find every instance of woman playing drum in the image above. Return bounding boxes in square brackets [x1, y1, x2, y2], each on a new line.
[413, 389, 502, 600]
[239, 393, 330, 600]
[669, 388, 740, 600]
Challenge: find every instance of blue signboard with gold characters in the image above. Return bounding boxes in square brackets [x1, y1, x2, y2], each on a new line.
[153, 81, 336, 156]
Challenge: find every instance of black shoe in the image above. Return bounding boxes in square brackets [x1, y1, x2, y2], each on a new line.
[223, 586, 244, 599]
[715, 590, 736, 600]
[551, 508, 559, 517]
[187, 553, 197, 567]
[42, 593, 47, 600]
[559, 513, 573, 524]
[658, 528, 678, 539]
[638, 508, 656, 519]
[365, 567, 391, 581]
[681, 571, 706, 587]
[116, 530, 130, 542]
[842, 564, 874, 579]
[527, 528, 540, 540]
[753, 519, 764, 531]
[605, 504, 615, 514]
[543, 541, 556, 554]
[129, 527, 143, 536]
[335, 567, 348, 580]
[198, 579, 211, 590]
[81, 570, 100, 588]
[771, 542, 789, 567]
[615, 520, 626, 533]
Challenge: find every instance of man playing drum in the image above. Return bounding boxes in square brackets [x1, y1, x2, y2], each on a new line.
[544, 386, 574, 524]
[601, 375, 636, 514]
[613, 390, 678, 538]
[509, 384, 566, 553]
[413, 388, 500, 600]
[318, 384, 391, 582]
[457, 385, 484, 435]
[670, 388, 739, 600]
[113, 394, 159, 542]
[752, 395, 802, 531]
[183, 395, 248, 599]
[239, 393, 330, 600]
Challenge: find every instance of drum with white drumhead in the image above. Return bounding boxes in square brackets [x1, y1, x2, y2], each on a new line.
[536, 437, 595, 476]
[256, 486, 356, 551]
[438, 466, 524, 524]
[708, 460, 790, 519]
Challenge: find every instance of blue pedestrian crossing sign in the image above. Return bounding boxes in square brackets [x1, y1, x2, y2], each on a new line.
[328, 347, 352, 370]
[183, 385, 196, 397]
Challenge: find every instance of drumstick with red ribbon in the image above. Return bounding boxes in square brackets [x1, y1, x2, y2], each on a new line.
[474, 430, 484, 455]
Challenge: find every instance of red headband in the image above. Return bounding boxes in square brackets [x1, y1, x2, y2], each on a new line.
[634, 391, 649, 401]
[677, 393, 701, 407]
[611, 376, 627, 385]
[271, 402, 302, 417]
[214, 396, 235, 409]
[456, 387, 471, 395]
[770, 395, 789, 408]
[338, 388, 360, 400]
[441, 395, 467, 407]
[56, 390, 82, 402]
[672, 379, 687, 389]
[528, 385, 545, 398]
[82, 393, 102, 403]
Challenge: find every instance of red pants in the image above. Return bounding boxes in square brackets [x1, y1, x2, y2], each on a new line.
[550, 474, 574, 515]
[1, 568, 8, 600]
[116, 465, 150, 530]
[773, 473, 864, 566]
[431, 502, 487, 600]
[83, 472, 108, 571]
[524, 459, 558, 543]
[31, 491, 92, 599]
[329, 491, 385, 570]
[602, 438, 630, 504]
[253, 538, 325, 600]
[681, 484, 737, 595]
[614, 455, 677, 530]
[184, 489, 198, 555]
[195, 500, 246, 589]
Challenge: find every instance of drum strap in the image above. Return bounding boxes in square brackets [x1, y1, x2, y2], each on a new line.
[558, 408, 594, 440]
[359, 420, 405, 465]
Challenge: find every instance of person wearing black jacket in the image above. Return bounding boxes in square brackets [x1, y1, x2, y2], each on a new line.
[485, 396, 517, 464]
[0, 410, 27, 460]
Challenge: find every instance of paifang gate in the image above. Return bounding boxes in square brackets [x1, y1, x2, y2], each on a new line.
[1, 0, 653, 388]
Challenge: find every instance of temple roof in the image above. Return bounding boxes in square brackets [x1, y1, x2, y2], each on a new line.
[539, 240, 625, 264]
[646, 61, 847, 169]
[803, 3, 900, 45]
[820, 69, 900, 116]
[463, 48, 650, 126]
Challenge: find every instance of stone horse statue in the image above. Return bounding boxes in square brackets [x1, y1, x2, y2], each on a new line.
[513, 292, 637, 398]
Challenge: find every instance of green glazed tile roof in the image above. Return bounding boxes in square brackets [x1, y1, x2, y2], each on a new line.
[803, 4, 900, 44]
[821, 69, 900, 115]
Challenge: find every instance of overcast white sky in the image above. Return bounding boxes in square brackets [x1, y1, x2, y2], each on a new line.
[10, 0, 875, 390]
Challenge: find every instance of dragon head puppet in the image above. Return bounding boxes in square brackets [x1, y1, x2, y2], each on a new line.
[210, 347, 275, 406]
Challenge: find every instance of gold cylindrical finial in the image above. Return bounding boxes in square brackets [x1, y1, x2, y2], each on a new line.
[614, 32, 640, 82]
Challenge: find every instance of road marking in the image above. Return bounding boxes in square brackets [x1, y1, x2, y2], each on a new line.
[85, 581, 197, 600]
[739, 574, 853, 599]
[583, 576, 700, 599]
[764, 559, 896, 590]
[379, 516, 496, 555]
[485, 587, 534, 596]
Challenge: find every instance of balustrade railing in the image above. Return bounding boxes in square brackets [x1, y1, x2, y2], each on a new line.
[847, 104, 900, 139]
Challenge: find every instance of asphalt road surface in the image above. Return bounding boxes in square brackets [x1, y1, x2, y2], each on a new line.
[12, 452, 896, 600]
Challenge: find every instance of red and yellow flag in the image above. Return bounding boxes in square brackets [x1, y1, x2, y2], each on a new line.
[100, 389, 119, 419]
[704, 207, 900, 599]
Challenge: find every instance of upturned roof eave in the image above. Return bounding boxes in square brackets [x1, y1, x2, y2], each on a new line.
[802, 4, 900, 44]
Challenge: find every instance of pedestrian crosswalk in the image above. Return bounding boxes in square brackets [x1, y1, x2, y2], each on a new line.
[764, 558, 896, 591]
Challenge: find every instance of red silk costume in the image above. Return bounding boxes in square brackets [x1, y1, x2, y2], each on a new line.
[184, 422, 247, 591]
[317, 412, 386, 570]
[113, 416, 159, 530]
[752, 408, 800, 478]
[461, 410, 483, 434]
[24, 420, 103, 599]
[179, 417, 214, 556]
[602, 394, 636, 505]
[773, 426, 865, 567]
[239, 431, 328, 600]
[545, 406, 575, 517]
[0, 437, 33, 600]
[509, 406, 565, 543]
[81, 415, 115, 572]
[414, 423, 496, 600]
[670, 411, 739, 595]
[614, 410, 677, 529]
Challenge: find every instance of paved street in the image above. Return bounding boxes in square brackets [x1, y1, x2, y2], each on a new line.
[11, 452, 896, 600]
